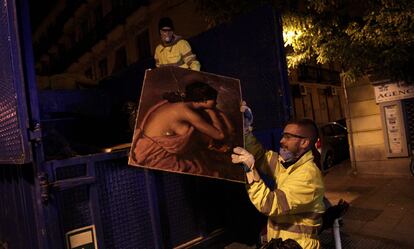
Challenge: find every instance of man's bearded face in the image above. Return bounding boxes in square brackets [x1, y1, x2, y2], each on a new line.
[279, 124, 307, 161]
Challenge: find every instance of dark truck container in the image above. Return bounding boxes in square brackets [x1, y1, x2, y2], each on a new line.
[0, 1, 290, 248]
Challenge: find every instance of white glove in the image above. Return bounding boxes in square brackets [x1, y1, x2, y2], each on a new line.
[240, 101, 253, 134]
[232, 147, 255, 171]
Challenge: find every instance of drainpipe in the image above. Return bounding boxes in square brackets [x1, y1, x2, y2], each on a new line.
[341, 73, 357, 174]
[333, 218, 342, 249]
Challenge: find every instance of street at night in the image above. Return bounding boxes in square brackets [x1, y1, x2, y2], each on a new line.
[322, 161, 414, 249]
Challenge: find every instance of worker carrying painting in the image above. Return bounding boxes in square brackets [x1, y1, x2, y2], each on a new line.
[154, 17, 201, 71]
[128, 67, 245, 182]
[231, 104, 325, 249]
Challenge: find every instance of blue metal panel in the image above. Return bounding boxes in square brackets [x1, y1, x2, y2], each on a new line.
[95, 158, 156, 249]
[159, 173, 200, 247]
[98, 157, 155, 248]
[0, 165, 38, 249]
[60, 184, 93, 232]
[253, 127, 284, 152]
[0, 0, 32, 164]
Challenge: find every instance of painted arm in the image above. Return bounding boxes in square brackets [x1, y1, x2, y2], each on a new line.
[200, 108, 236, 153]
[217, 110, 235, 137]
[183, 107, 225, 140]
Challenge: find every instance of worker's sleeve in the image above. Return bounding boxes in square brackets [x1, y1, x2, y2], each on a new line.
[154, 47, 160, 67]
[244, 133, 280, 179]
[247, 169, 318, 217]
[178, 40, 201, 71]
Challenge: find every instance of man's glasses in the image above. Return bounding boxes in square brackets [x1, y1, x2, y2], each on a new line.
[281, 132, 307, 139]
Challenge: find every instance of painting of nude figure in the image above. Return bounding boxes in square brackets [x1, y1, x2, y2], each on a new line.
[128, 66, 245, 182]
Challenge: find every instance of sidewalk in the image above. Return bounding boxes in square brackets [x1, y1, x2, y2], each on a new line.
[322, 160, 414, 248]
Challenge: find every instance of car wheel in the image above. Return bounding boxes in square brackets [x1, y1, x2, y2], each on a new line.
[324, 151, 334, 169]
[410, 156, 414, 176]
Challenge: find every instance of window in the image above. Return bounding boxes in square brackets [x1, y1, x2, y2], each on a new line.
[99, 58, 108, 78]
[68, 32, 76, 48]
[49, 53, 59, 72]
[79, 19, 89, 41]
[85, 67, 93, 79]
[40, 61, 50, 75]
[136, 29, 151, 60]
[113, 46, 127, 73]
[95, 5, 103, 24]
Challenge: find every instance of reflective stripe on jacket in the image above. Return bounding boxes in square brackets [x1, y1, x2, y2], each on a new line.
[245, 134, 325, 249]
[154, 38, 201, 71]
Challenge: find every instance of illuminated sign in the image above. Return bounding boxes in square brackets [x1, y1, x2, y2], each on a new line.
[66, 225, 97, 249]
[374, 81, 414, 103]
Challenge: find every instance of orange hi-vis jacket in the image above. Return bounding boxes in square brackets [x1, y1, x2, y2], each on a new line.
[245, 134, 325, 249]
[154, 37, 200, 71]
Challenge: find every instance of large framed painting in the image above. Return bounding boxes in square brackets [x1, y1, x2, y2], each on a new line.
[128, 67, 244, 182]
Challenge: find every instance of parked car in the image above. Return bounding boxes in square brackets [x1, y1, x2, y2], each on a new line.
[315, 120, 350, 171]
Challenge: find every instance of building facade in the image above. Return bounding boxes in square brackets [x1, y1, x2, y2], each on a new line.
[289, 64, 345, 125]
[32, 0, 209, 89]
[344, 77, 414, 176]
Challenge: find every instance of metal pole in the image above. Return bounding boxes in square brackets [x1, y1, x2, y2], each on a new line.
[341, 73, 358, 174]
[333, 218, 342, 249]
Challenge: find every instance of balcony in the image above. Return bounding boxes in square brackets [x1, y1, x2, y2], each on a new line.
[298, 65, 341, 85]
[49, 0, 149, 73]
[33, 0, 86, 58]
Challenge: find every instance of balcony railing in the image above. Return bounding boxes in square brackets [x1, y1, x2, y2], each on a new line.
[33, 0, 86, 58]
[298, 65, 341, 85]
[47, 0, 149, 74]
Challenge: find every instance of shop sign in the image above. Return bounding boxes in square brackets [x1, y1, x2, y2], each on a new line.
[374, 81, 414, 103]
[380, 101, 409, 158]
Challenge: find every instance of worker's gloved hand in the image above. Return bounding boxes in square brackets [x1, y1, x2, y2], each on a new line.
[320, 198, 349, 233]
[240, 101, 253, 134]
[232, 147, 255, 172]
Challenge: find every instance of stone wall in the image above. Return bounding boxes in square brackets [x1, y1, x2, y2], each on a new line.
[345, 76, 411, 176]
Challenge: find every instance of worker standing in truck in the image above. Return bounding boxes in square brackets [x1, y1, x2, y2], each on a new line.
[154, 17, 201, 71]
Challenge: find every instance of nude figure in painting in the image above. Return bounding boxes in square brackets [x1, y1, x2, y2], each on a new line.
[130, 80, 235, 175]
